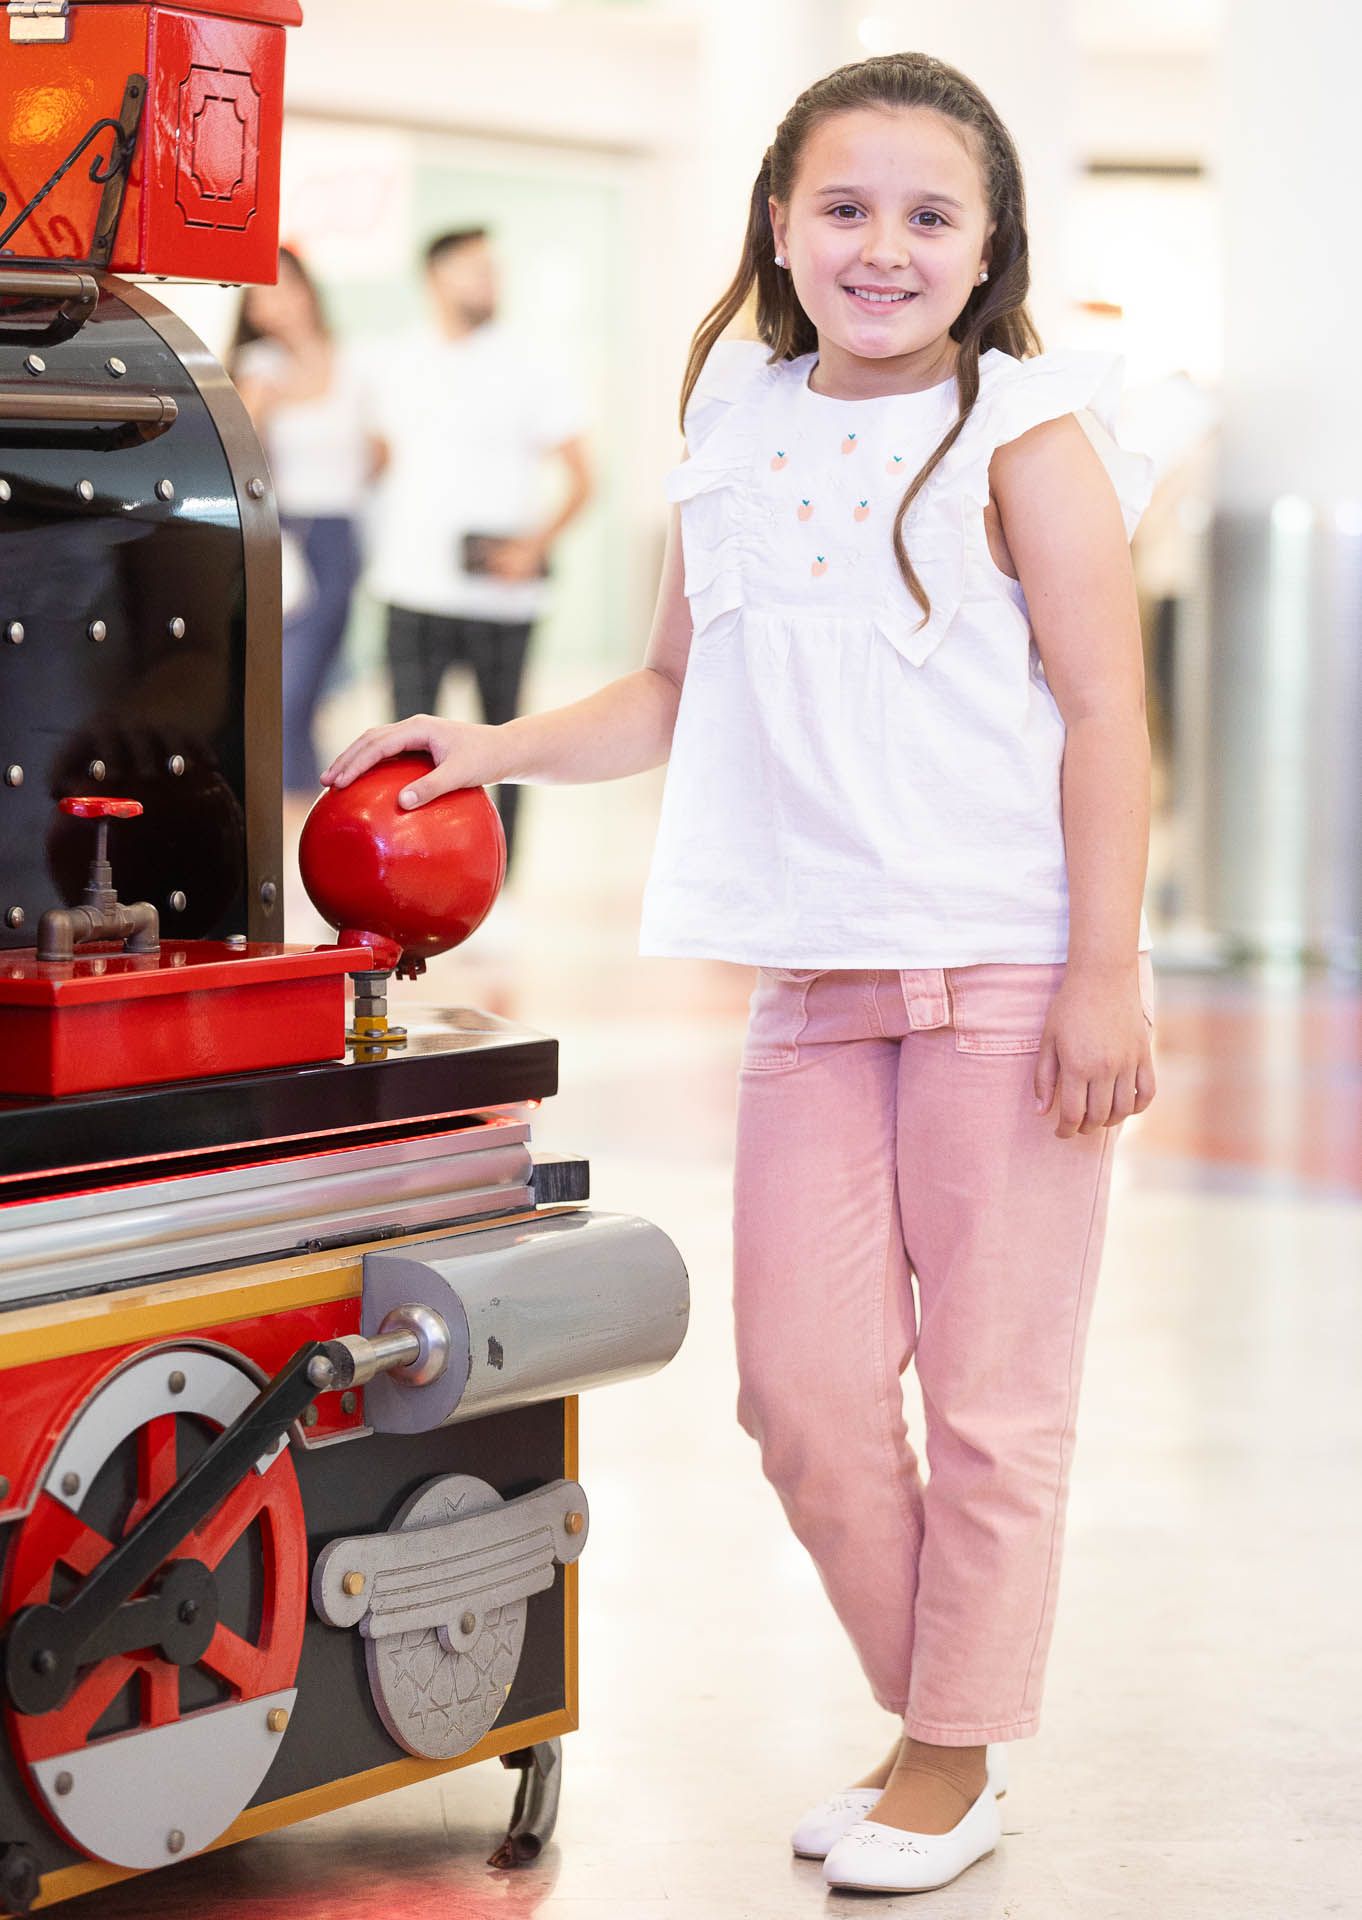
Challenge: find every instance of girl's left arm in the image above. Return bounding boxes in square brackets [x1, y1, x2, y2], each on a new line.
[989, 414, 1156, 1141]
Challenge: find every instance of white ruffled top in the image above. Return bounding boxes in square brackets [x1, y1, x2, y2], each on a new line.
[639, 340, 1155, 968]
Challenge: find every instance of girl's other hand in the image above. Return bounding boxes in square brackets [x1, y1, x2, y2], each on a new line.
[1033, 969, 1155, 1139]
[320, 715, 508, 809]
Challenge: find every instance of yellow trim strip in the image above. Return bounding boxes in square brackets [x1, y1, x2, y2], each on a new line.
[0, 1206, 576, 1371]
[32, 1707, 576, 1910]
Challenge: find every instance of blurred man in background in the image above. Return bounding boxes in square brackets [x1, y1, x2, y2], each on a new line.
[361, 228, 592, 873]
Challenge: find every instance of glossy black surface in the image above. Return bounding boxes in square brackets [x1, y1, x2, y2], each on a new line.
[0, 280, 265, 947]
[0, 1009, 558, 1183]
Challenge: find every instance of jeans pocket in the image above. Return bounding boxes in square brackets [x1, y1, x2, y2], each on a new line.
[741, 969, 818, 1072]
[946, 962, 1067, 1055]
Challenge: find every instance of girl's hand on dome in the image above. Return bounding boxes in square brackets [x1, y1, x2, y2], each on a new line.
[1033, 969, 1155, 1139]
[320, 716, 508, 808]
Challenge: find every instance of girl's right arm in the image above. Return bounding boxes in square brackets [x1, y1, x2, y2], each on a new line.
[320, 504, 693, 811]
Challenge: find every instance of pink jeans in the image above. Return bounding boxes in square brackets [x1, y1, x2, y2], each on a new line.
[733, 956, 1156, 1744]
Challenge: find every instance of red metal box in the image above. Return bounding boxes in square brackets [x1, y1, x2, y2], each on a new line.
[0, 940, 353, 1097]
[0, 1, 302, 282]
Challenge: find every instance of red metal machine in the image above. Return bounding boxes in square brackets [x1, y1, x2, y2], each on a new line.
[0, 10, 689, 1913]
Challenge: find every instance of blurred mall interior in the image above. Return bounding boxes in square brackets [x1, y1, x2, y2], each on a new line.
[62, 2, 1362, 1916]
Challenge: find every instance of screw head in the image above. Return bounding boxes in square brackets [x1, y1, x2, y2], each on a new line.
[226, 933, 248, 949]
[5, 622, 23, 645]
[75, 479, 94, 503]
[54, 1770, 73, 1796]
[340, 1389, 358, 1416]
[155, 478, 175, 503]
[87, 619, 107, 643]
[168, 754, 185, 777]
[341, 1570, 365, 1597]
[247, 476, 266, 499]
[259, 880, 278, 910]
[4, 908, 23, 931]
[60, 1471, 80, 1497]
[564, 1510, 585, 1536]
[166, 1830, 185, 1855]
[106, 357, 127, 378]
[168, 1370, 186, 1394]
[168, 616, 186, 640]
[87, 760, 106, 782]
[4, 766, 24, 789]
[177, 1598, 199, 1625]
[459, 1610, 477, 1636]
[168, 890, 187, 913]
[23, 353, 45, 376]
[266, 1707, 289, 1734]
[31, 1649, 57, 1676]
[301, 1403, 319, 1428]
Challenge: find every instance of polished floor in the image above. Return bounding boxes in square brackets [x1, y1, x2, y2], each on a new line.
[67, 693, 1362, 1920]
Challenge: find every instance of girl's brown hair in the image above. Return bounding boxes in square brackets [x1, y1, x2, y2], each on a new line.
[680, 52, 1041, 625]
[229, 246, 330, 376]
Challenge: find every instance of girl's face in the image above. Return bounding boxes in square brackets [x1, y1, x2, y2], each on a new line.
[244, 259, 316, 344]
[770, 106, 994, 380]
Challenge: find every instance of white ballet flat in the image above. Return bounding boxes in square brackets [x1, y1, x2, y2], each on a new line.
[822, 1779, 1002, 1893]
[790, 1743, 1006, 1860]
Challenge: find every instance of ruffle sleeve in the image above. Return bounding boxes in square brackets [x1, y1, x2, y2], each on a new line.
[879, 350, 1156, 671]
[956, 349, 1156, 538]
[662, 339, 776, 637]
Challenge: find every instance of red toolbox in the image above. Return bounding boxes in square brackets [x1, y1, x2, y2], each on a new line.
[0, 1, 302, 281]
[0, 941, 356, 1097]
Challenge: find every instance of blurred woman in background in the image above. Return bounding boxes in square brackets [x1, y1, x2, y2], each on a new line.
[231, 248, 378, 801]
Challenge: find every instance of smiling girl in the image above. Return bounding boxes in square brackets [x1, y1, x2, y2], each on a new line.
[323, 51, 1157, 1896]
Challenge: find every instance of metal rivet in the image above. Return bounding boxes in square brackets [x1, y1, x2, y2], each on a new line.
[75, 479, 94, 503]
[90, 957, 107, 976]
[247, 476, 266, 499]
[166, 1830, 185, 1855]
[60, 1471, 80, 1497]
[339, 1389, 357, 1416]
[0, 479, 11, 503]
[266, 1707, 289, 1734]
[106, 357, 127, 378]
[54, 1771, 73, 1797]
[168, 1370, 186, 1394]
[341, 1570, 364, 1597]
[0, 1473, 10, 1501]
[5, 622, 23, 645]
[4, 766, 23, 789]
[23, 353, 45, 377]
[168, 616, 186, 639]
[259, 880, 278, 910]
[88, 760, 106, 782]
[168, 890, 187, 913]
[31, 1650, 56, 1676]
[155, 478, 175, 503]
[226, 933, 248, 949]
[301, 1403, 319, 1428]
[564, 1511, 585, 1536]
[4, 908, 22, 931]
[168, 754, 185, 777]
[87, 619, 107, 643]
[170, 951, 187, 968]
[459, 1611, 477, 1636]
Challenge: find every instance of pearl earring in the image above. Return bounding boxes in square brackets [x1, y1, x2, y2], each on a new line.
[977, 268, 989, 283]
[775, 253, 787, 269]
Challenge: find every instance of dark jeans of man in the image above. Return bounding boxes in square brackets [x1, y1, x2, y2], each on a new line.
[384, 605, 534, 870]
[282, 515, 362, 793]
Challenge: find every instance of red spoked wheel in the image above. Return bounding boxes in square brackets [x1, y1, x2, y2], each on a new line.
[1, 1347, 307, 1867]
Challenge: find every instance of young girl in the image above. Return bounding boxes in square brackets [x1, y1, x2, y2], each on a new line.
[232, 249, 376, 800]
[323, 51, 1157, 1897]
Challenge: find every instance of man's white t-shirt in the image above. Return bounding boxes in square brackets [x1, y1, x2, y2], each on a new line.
[358, 323, 585, 624]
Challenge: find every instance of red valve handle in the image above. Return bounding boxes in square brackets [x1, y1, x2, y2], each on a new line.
[58, 797, 144, 820]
